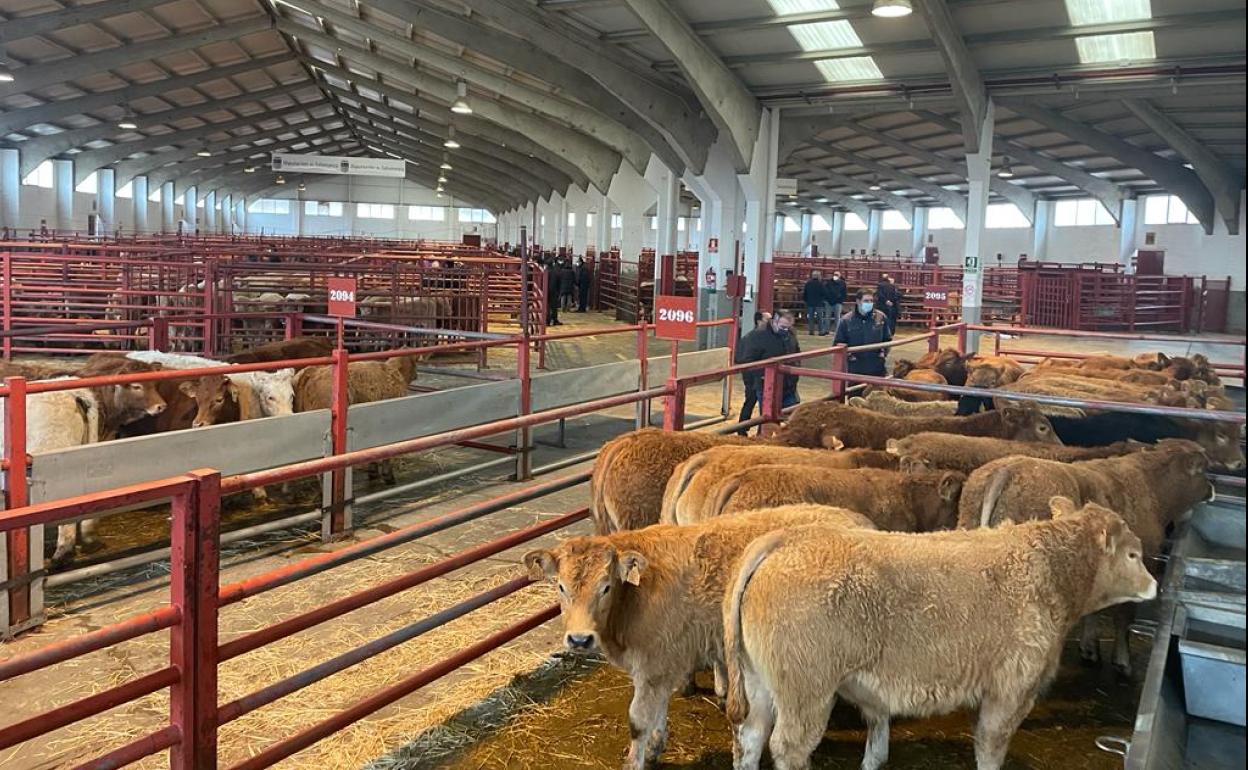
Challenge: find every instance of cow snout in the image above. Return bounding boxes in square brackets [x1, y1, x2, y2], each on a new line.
[565, 632, 597, 650]
[147, 402, 167, 415]
[1138, 577, 1158, 601]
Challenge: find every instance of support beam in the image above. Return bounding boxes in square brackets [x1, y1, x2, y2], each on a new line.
[96, 168, 116, 235]
[0, 0, 172, 44]
[1122, 98, 1243, 234]
[961, 101, 995, 345]
[866, 209, 882, 254]
[0, 18, 272, 99]
[53, 159, 73, 231]
[133, 176, 149, 233]
[161, 181, 175, 232]
[1001, 100, 1215, 233]
[1119, 198, 1139, 264]
[618, 0, 760, 170]
[0, 149, 17, 230]
[913, 0, 988, 152]
[787, 160, 915, 221]
[807, 140, 968, 220]
[802, 190, 870, 222]
[1031, 199, 1050, 259]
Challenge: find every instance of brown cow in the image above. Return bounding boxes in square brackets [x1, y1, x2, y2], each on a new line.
[774, 400, 1058, 451]
[225, 335, 333, 365]
[724, 499, 1157, 770]
[886, 367, 949, 402]
[76, 356, 168, 438]
[894, 348, 969, 386]
[523, 505, 876, 770]
[886, 432, 1143, 475]
[590, 429, 753, 533]
[660, 446, 897, 525]
[964, 354, 1025, 389]
[849, 391, 959, 417]
[708, 466, 965, 532]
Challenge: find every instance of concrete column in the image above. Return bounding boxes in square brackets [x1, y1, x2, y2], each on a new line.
[650, 161, 680, 261]
[909, 207, 928, 260]
[556, 192, 569, 248]
[235, 198, 247, 235]
[596, 190, 612, 253]
[962, 100, 996, 345]
[221, 194, 233, 234]
[829, 210, 845, 256]
[866, 209, 882, 255]
[799, 212, 813, 256]
[132, 176, 149, 233]
[53, 159, 73, 231]
[608, 161, 658, 275]
[772, 213, 786, 253]
[96, 168, 116, 235]
[183, 185, 196, 232]
[161, 181, 175, 232]
[1030, 199, 1050, 260]
[738, 108, 780, 320]
[203, 190, 217, 232]
[1118, 197, 1138, 267]
[0, 148, 18, 230]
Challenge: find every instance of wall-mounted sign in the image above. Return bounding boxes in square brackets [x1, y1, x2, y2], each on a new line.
[923, 289, 951, 309]
[271, 153, 406, 178]
[327, 277, 358, 317]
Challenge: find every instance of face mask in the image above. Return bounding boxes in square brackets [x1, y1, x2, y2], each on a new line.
[859, 301, 874, 315]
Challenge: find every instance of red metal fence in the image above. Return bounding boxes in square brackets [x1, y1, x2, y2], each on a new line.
[593, 249, 697, 323]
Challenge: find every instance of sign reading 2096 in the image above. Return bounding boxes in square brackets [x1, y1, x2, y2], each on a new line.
[654, 295, 698, 341]
[327, 276, 358, 317]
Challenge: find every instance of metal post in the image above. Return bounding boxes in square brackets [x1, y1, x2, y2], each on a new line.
[760, 365, 782, 437]
[150, 317, 169, 352]
[202, 260, 217, 355]
[2, 253, 11, 361]
[169, 470, 220, 770]
[956, 323, 969, 354]
[663, 379, 686, 431]
[326, 346, 351, 539]
[723, 316, 738, 417]
[2, 376, 32, 635]
[515, 226, 533, 481]
[830, 344, 848, 400]
[635, 324, 650, 429]
[927, 317, 939, 353]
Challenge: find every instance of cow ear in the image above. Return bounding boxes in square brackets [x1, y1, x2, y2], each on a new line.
[178, 381, 197, 396]
[885, 438, 901, 455]
[277, 368, 295, 379]
[523, 549, 558, 581]
[821, 434, 845, 451]
[1048, 496, 1078, 519]
[227, 380, 241, 400]
[617, 551, 648, 586]
[938, 472, 962, 502]
[1156, 352, 1171, 368]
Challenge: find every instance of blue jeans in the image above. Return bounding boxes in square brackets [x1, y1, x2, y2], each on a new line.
[754, 383, 800, 411]
[823, 302, 841, 334]
[805, 303, 822, 335]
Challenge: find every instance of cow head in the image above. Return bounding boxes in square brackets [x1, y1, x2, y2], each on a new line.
[931, 349, 970, 387]
[1185, 420, 1246, 472]
[110, 373, 167, 424]
[1051, 498, 1156, 613]
[1133, 352, 1171, 371]
[999, 402, 1061, 443]
[966, 361, 1005, 390]
[524, 538, 647, 653]
[892, 359, 917, 379]
[251, 369, 296, 416]
[913, 471, 965, 530]
[181, 374, 237, 428]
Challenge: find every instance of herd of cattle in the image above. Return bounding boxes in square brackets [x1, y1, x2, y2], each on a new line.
[0, 336, 422, 565]
[527, 349, 1242, 770]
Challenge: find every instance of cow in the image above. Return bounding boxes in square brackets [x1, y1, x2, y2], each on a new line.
[958, 439, 1213, 675]
[774, 401, 1058, 451]
[523, 505, 876, 770]
[885, 366, 949, 403]
[125, 351, 296, 430]
[848, 391, 959, 417]
[723, 499, 1157, 770]
[886, 432, 1143, 475]
[590, 429, 753, 534]
[708, 466, 965, 532]
[76, 357, 167, 440]
[660, 446, 897, 526]
[1047, 411, 1245, 473]
[224, 335, 333, 365]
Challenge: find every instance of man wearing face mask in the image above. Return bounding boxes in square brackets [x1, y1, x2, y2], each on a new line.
[834, 289, 892, 377]
[737, 309, 802, 418]
[823, 270, 847, 334]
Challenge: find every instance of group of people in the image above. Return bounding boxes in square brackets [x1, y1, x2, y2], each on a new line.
[539, 256, 592, 325]
[801, 270, 902, 336]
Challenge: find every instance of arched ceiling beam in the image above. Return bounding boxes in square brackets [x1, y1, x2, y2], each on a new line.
[187, 143, 361, 201]
[786, 161, 915, 221]
[349, 131, 527, 209]
[803, 192, 870, 222]
[0, 55, 293, 137]
[0, 18, 272, 99]
[152, 136, 356, 192]
[1122, 99, 1243, 234]
[0, 0, 175, 44]
[1001, 100, 1216, 232]
[432, 0, 715, 171]
[617, 0, 760, 171]
[805, 140, 967, 220]
[912, 0, 988, 153]
[915, 109, 1126, 223]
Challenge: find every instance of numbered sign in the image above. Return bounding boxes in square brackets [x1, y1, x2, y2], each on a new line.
[923, 288, 950, 309]
[327, 276, 358, 317]
[654, 295, 698, 341]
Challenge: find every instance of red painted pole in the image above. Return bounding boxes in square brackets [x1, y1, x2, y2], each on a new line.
[662, 379, 686, 432]
[2, 253, 12, 361]
[830, 343, 847, 400]
[636, 323, 649, 429]
[329, 345, 350, 537]
[3, 376, 30, 631]
[168, 470, 220, 770]
[956, 322, 968, 354]
[761, 364, 782, 436]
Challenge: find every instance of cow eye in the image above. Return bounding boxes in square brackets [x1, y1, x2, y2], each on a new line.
[1128, 552, 1139, 561]
[557, 583, 566, 596]
[600, 584, 611, 596]
[130, 383, 143, 391]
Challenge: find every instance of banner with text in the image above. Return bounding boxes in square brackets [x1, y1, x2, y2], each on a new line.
[271, 153, 407, 178]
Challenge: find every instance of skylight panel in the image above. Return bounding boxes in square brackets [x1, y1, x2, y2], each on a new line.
[1075, 31, 1155, 63]
[789, 20, 863, 51]
[814, 56, 884, 81]
[768, 0, 840, 15]
[1064, 0, 1151, 26]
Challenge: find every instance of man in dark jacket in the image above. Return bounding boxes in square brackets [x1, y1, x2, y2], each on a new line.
[833, 289, 892, 376]
[801, 271, 826, 336]
[544, 258, 561, 326]
[733, 311, 770, 433]
[823, 270, 847, 331]
[876, 273, 902, 333]
[558, 259, 576, 310]
[575, 258, 592, 312]
[737, 309, 801, 418]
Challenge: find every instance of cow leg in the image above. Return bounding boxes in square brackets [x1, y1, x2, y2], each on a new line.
[769, 691, 835, 770]
[624, 677, 672, 770]
[1079, 614, 1102, 664]
[382, 459, 397, 486]
[860, 711, 891, 770]
[713, 660, 728, 700]
[732, 667, 774, 770]
[1111, 604, 1136, 678]
[79, 518, 102, 550]
[251, 486, 269, 503]
[52, 523, 78, 566]
[973, 693, 1036, 770]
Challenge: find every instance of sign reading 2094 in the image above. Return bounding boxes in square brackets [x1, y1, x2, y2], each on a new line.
[327, 276, 358, 317]
[654, 295, 698, 341]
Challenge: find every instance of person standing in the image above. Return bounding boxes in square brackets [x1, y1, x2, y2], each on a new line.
[801, 270, 826, 336]
[558, 259, 576, 311]
[823, 270, 847, 334]
[737, 309, 802, 421]
[575, 257, 592, 312]
[876, 273, 901, 333]
[734, 311, 770, 433]
[544, 257, 561, 326]
[833, 289, 892, 377]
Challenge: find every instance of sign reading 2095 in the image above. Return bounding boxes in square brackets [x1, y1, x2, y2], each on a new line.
[654, 295, 698, 341]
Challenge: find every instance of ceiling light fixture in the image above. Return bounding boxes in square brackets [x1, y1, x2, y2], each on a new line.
[438, 175, 448, 183]
[0, 47, 13, 83]
[244, 166, 256, 173]
[868, 174, 882, 191]
[297, 182, 306, 192]
[275, 175, 286, 185]
[196, 144, 212, 157]
[450, 80, 472, 115]
[118, 108, 138, 130]
[871, 0, 913, 18]
[443, 126, 460, 149]
[997, 158, 1015, 178]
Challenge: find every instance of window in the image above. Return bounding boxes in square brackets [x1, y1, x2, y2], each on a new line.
[677, 218, 686, 232]
[116, 181, 134, 199]
[814, 57, 884, 82]
[22, 160, 53, 188]
[248, 198, 291, 215]
[357, 203, 395, 219]
[1144, 195, 1200, 226]
[76, 172, 98, 194]
[611, 213, 622, 229]
[767, 0, 840, 16]
[149, 187, 162, 203]
[458, 207, 495, 224]
[843, 213, 868, 231]
[928, 207, 965, 230]
[1064, 0, 1151, 26]
[783, 216, 801, 232]
[985, 203, 1030, 229]
[788, 21, 863, 52]
[408, 205, 445, 221]
[305, 201, 343, 217]
[1054, 198, 1115, 227]
[585, 213, 595, 229]
[539, 215, 546, 228]
[1075, 32, 1155, 64]
[567, 212, 576, 227]
[813, 215, 832, 231]
[881, 210, 909, 230]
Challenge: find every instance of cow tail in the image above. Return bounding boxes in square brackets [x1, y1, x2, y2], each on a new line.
[978, 464, 1015, 528]
[709, 474, 745, 520]
[661, 455, 702, 524]
[590, 439, 621, 534]
[724, 529, 787, 725]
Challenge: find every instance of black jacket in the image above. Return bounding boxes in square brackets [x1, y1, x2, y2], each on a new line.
[736, 324, 801, 393]
[824, 278, 847, 304]
[877, 281, 901, 309]
[575, 265, 592, 289]
[558, 266, 576, 294]
[802, 278, 826, 305]
[833, 308, 892, 373]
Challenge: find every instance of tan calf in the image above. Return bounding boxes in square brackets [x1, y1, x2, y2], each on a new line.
[848, 391, 959, 417]
[590, 429, 752, 533]
[524, 505, 875, 770]
[724, 499, 1157, 770]
[660, 446, 897, 525]
[887, 432, 1143, 475]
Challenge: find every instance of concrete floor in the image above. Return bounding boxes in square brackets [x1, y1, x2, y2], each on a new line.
[0, 314, 1242, 769]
